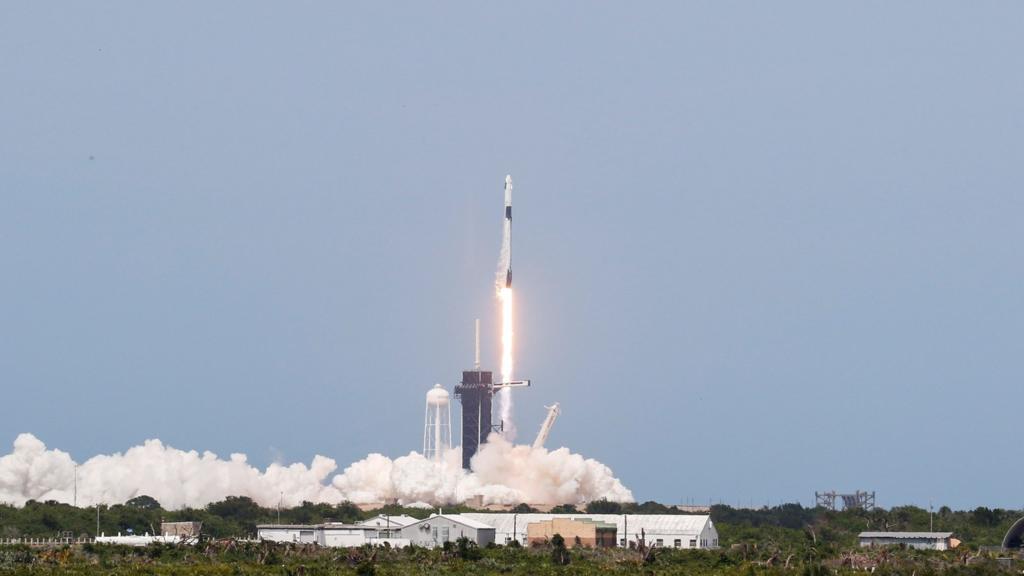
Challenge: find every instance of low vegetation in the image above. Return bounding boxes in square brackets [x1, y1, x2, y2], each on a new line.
[0, 498, 1020, 574]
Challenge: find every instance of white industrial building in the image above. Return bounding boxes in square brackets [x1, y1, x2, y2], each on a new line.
[858, 532, 957, 550]
[256, 513, 717, 550]
[256, 523, 409, 547]
[95, 533, 196, 546]
[95, 522, 202, 547]
[399, 514, 496, 548]
[461, 513, 718, 549]
[257, 514, 494, 549]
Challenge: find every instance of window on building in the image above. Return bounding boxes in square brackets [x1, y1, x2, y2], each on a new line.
[674, 539, 682, 548]
[689, 539, 697, 548]
[620, 538, 626, 546]
[656, 539, 664, 547]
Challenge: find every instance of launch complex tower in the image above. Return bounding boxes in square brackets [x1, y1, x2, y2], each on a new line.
[454, 367, 494, 469]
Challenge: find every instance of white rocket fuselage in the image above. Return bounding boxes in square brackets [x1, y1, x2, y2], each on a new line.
[504, 175, 512, 288]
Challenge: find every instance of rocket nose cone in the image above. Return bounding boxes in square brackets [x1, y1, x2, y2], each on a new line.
[505, 174, 512, 186]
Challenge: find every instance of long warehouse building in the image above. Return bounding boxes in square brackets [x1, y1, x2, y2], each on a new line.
[461, 513, 719, 549]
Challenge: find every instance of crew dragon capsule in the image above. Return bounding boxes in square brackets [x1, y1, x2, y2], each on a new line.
[504, 174, 513, 288]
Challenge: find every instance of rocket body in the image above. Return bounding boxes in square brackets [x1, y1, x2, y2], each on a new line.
[504, 175, 512, 288]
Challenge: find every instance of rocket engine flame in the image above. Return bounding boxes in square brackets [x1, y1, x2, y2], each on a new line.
[496, 175, 515, 437]
[498, 286, 514, 437]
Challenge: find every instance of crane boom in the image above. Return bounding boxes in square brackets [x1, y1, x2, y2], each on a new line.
[532, 403, 561, 449]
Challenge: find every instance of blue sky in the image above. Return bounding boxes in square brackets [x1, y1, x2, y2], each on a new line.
[1, 2, 1022, 509]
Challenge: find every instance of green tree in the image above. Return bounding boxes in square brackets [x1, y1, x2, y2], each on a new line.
[456, 536, 482, 560]
[550, 533, 570, 565]
[585, 499, 622, 514]
[972, 507, 998, 527]
[125, 495, 161, 510]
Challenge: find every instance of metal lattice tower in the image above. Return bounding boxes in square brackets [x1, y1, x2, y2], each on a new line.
[815, 490, 876, 511]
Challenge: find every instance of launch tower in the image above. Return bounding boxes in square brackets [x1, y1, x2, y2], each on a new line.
[454, 369, 494, 469]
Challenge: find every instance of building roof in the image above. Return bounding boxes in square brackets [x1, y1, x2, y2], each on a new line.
[461, 514, 712, 536]
[1003, 516, 1024, 549]
[859, 532, 953, 539]
[257, 524, 369, 531]
[357, 515, 420, 528]
[532, 517, 617, 530]
[321, 524, 374, 531]
[405, 514, 497, 532]
[257, 525, 320, 530]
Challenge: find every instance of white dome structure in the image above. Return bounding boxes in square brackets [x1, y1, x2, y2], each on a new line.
[426, 383, 450, 406]
[423, 384, 452, 462]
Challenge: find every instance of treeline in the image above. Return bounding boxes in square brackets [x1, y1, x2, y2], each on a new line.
[0, 497, 695, 540]
[711, 503, 1021, 550]
[0, 496, 366, 540]
[1, 496, 1020, 548]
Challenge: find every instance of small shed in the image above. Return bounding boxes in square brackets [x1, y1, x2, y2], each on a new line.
[161, 522, 202, 538]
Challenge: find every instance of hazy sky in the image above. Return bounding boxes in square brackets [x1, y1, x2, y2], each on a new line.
[1, 2, 1022, 510]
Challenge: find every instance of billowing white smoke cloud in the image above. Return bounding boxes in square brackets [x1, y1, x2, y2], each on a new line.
[0, 433, 632, 509]
[331, 435, 633, 506]
[0, 433, 342, 509]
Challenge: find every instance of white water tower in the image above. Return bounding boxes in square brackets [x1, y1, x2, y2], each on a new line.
[423, 384, 452, 462]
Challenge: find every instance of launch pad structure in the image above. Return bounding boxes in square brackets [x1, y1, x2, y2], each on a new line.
[454, 319, 531, 469]
[815, 490, 876, 511]
[454, 370, 531, 469]
[454, 369, 494, 470]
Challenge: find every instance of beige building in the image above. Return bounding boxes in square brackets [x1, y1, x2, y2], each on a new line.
[527, 518, 617, 548]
